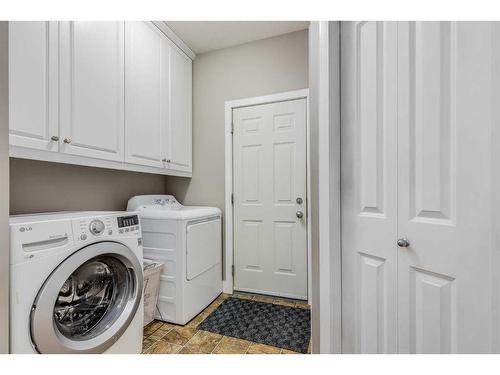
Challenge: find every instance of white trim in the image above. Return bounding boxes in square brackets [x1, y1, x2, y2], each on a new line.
[309, 21, 341, 354]
[0, 21, 9, 354]
[225, 89, 309, 110]
[224, 89, 311, 304]
[152, 21, 196, 60]
[10, 146, 192, 178]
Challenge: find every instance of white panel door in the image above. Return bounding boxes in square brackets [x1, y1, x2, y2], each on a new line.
[342, 21, 496, 354]
[59, 21, 124, 161]
[233, 99, 307, 300]
[341, 21, 398, 353]
[9, 21, 59, 151]
[125, 21, 167, 168]
[166, 44, 192, 173]
[397, 21, 494, 354]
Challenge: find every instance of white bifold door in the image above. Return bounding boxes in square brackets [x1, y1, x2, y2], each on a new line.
[342, 21, 500, 353]
[233, 99, 308, 300]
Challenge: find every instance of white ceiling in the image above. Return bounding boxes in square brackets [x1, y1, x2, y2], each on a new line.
[165, 21, 309, 54]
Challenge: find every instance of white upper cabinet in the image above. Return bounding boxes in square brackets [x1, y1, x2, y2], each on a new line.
[8, 21, 193, 177]
[167, 44, 193, 173]
[125, 22, 193, 173]
[9, 21, 59, 152]
[125, 22, 167, 168]
[59, 21, 125, 162]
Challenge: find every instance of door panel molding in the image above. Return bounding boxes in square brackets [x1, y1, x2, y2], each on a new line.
[408, 22, 457, 225]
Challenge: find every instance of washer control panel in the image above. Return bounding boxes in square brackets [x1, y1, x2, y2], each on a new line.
[74, 213, 141, 244]
[117, 214, 140, 235]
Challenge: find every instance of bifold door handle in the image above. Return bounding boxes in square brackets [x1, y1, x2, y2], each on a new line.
[51, 135, 59, 141]
[63, 138, 72, 144]
[296, 211, 304, 219]
[397, 238, 410, 248]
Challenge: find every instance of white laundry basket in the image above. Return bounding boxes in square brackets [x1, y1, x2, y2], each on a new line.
[142, 259, 164, 326]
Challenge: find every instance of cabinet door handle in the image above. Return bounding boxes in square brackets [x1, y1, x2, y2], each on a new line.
[50, 135, 60, 141]
[63, 138, 72, 144]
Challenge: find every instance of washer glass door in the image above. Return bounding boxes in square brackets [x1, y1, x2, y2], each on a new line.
[30, 241, 143, 354]
[54, 256, 131, 340]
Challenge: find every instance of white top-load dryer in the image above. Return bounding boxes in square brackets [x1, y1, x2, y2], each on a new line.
[128, 195, 222, 325]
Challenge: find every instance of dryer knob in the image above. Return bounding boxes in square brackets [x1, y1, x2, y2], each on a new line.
[89, 219, 105, 235]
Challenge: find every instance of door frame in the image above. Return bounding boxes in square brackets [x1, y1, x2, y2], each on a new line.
[309, 21, 341, 353]
[0, 21, 9, 354]
[224, 89, 311, 304]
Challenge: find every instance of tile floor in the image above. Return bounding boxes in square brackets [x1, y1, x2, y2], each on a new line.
[142, 292, 311, 354]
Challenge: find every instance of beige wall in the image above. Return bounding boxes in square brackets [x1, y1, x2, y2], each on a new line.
[10, 158, 166, 215]
[165, 29, 309, 215]
[0, 21, 9, 354]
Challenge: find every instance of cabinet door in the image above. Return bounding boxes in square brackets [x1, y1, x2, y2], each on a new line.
[59, 21, 124, 161]
[166, 44, 192, 173]
[9, 21, 59, 152]
[125, 22, 167, 168]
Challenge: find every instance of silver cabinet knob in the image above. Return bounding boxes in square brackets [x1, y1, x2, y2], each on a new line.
[63, 138, 72, 144]
[296, 211, 304, 219]
[167, 159, 171, 163]
[296, 197, 303, 204]
[162, 158, 167, 162]
[51, 135, 59, 141]
[397, 238, 410, 247]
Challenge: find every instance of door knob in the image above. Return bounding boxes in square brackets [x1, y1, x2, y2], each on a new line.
[50, 135, 59, 141]
[296, 197, 303, 204]
[296, 211, 304, 219]
[63, 138, 72, 144]
[397, 238, 410, 248]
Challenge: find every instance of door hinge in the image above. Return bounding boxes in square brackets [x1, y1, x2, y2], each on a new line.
[231, 193, 234, 205]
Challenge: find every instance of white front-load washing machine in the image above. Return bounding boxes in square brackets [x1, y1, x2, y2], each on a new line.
[9, 211, 144, 354]
[127, 195, 222, 325]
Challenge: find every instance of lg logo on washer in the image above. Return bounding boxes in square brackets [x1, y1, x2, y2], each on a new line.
[19, 226, 32, 232]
